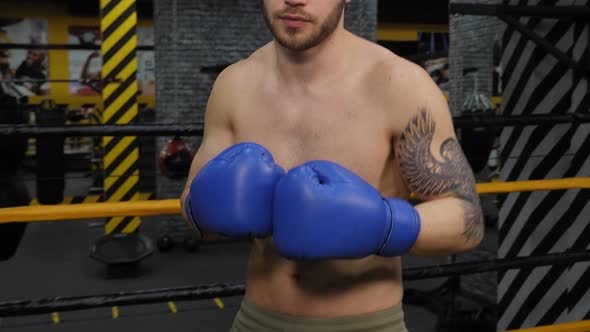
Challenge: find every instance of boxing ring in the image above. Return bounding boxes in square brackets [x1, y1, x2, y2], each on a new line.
[0, 1, 588, 331]
[1, 91, 589, 331]
[0, 166, 589, 332]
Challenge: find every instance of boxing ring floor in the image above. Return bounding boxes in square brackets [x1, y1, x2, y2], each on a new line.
[0, 173, 498, 332]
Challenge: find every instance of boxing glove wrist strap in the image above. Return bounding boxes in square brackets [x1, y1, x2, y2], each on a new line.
[379, 198, 421, 257]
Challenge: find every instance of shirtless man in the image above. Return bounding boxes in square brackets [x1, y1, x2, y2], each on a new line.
[181, 1, 484, 331]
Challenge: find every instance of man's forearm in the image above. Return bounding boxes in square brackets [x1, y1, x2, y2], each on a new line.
[411, 196, 484, 256]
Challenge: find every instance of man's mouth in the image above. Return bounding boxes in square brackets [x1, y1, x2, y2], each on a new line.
[279, 14, 310, 28]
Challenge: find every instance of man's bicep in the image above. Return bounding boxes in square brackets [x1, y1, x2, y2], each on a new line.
[185, 74, 235, 189]
[395, 65, 475, 201]
[395, 74, 484, 245]
[179, 80, 234, 234]
[397, 108, 475, 201]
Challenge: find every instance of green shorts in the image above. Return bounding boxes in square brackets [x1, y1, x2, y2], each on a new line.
[230, 297, 408, 332]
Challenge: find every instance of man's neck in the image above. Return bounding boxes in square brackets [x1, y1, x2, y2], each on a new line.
[273, 28, 352, 89]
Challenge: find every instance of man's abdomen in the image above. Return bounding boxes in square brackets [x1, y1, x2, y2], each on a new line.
[244, 238, 404, 318]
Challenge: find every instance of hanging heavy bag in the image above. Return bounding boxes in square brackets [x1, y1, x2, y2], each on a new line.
[0, 176, 30, 261]
[36, 101, 65, 204]
[0, 94, 30, 261]
[460, 113, 497, 174]
[459, 69, 497, 174]
[159, 136, 193, 179]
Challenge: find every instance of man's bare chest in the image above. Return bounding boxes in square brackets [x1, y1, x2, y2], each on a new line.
[232, 93, 394, 186]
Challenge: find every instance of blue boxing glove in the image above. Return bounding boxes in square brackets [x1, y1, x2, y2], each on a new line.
[273, 160, 420, 260]
[184, 143, 285, 238]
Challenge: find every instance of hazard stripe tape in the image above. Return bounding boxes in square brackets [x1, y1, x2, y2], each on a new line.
[101, 0, 140, 235]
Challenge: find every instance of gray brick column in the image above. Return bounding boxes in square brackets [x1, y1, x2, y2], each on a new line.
[449, 0, 502, 115]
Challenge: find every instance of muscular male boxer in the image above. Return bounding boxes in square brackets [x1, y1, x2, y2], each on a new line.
[181, 1, 484, 331]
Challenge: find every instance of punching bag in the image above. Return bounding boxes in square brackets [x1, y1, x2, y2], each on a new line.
[460, 69, 497, 174]
[35, 100, 65, 204]
[158, 136, 193, 179]
[0, 94, 30, 261]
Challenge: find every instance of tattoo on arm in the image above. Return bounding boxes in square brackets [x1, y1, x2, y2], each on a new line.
[398, 110, 484, 246]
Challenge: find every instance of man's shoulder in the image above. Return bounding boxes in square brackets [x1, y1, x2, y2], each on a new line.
[361, 45, 427, 100]
[214, 43, 271, 88]
[365, 45, 441, 101]
[361, 43, 448, 130]
[214, 59, 251, 87]
[365, 45, 430, 86]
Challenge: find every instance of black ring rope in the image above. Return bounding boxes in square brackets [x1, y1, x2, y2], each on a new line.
[1, 250, 588, 317]
[0, 152, 577, 184]
[1, 113, 589, 137]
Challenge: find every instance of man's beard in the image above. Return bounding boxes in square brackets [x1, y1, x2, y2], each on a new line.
[262, 1, 345, 52]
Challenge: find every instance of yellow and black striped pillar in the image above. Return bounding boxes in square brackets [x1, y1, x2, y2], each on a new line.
[100, 0, 141, 234]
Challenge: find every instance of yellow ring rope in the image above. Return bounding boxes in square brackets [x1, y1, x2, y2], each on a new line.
[508, 319, 590, 332]
[1, 178, 589, 331]
[476, 177, 590, 194]
[0, 177, 588, 224]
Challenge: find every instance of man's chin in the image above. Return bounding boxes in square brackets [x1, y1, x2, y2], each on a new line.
[277, 42, 309, 52]
[275, 35, 314, 52]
